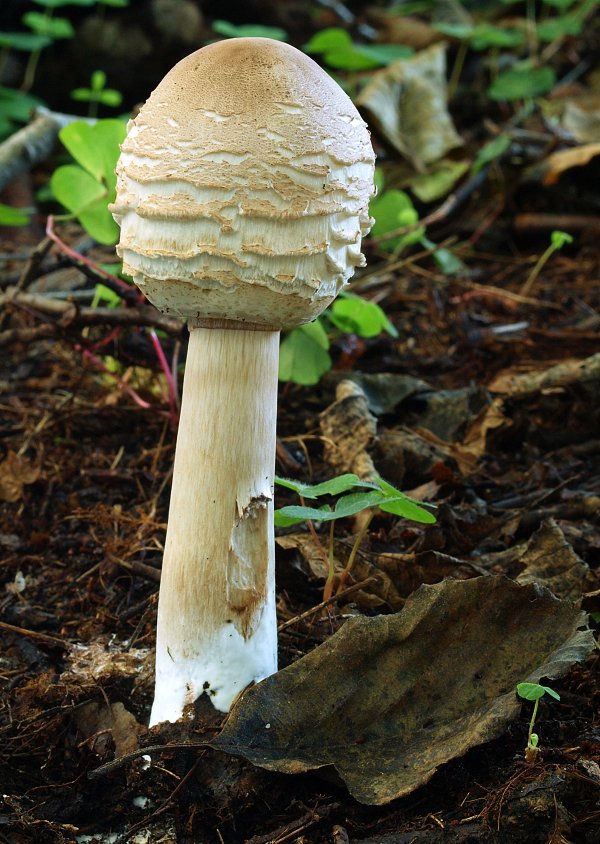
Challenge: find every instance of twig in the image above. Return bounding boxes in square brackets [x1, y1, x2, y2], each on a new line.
[46, 215, 133, 297]
[110, 555, 161, 584]
[0, 286, 183, 339]
[0, 115, 61, 192]
[0, 620, 66, 648]
[278, 576, 377, 632]
[514, 212, 600, 233]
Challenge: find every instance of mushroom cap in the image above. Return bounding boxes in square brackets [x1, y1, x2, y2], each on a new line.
[111, 37, 375, 328]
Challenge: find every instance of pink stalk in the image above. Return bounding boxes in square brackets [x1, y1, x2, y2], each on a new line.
[148, 328, 180, 429]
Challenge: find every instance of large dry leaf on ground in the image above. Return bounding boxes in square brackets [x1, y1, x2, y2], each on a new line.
[356, 43, 463, 170]
[212, 577, 594, 805]
[412, 396, 509, 475]
[516, 518, 590, 600]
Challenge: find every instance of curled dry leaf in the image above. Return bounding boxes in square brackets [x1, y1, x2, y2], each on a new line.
[356, 43, 463, 171]
[516, 518, 590, 601]
[212, 577, 595, 805]
[320, 380, 378, 477]
[488, 352, 600, 396]
[0, 450, 40, 502]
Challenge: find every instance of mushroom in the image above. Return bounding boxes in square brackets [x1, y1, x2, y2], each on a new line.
[111, 37, 375, 725]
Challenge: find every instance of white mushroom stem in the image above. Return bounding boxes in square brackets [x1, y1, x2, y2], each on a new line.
[150, 325, 279, 726]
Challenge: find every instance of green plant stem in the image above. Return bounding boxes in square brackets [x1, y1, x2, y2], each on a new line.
[336, 508, 375, 594]
[22, 5, 53, 92]
[22, 50, 41, 92]
[448, 40, 468, 101]
[526, 0, 538, 61]
[527, 697, 539, 748]
[322, 520, 336, 601]
[521, 243, 557, 295]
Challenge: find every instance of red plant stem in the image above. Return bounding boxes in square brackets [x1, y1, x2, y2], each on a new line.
[148, 328, 180, 430]
[77, 345, 152, 410]
[45, 215, 133, 296]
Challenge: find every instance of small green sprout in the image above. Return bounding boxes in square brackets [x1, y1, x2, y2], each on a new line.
[275, 473, 436, 600]
[71, 70, 123, 118]
[516, 682, 560, 762]
[521, 229, 574, 296]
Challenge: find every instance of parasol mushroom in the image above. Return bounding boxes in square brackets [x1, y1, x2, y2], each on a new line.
[111, 37, 375, 725]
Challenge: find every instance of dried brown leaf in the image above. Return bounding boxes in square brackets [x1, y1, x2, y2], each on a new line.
[516, 518, 589, 600]
[0, 451, 40, 502]
[356, 43, 463, 170]
[212, 577, 594, 805]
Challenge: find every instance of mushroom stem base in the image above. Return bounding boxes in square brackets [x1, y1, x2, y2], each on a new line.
[150, 326, 279, 725]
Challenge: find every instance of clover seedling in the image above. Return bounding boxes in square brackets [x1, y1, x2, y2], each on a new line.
[279, 294, 398, 386]
[275, 473, 436, 599]
[304, 27, 413, 71]
[516, 682, 560, 762]
[521, 230, 574, 295]
[71, 70, 123, 118]
[51, 118, 126, 244]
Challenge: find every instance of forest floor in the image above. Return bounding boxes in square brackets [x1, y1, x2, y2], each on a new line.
[1, 211, 599, 843]
[1, 2, 600, 843]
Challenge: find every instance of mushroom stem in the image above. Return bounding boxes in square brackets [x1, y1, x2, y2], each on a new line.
[150, 326, 279, 726]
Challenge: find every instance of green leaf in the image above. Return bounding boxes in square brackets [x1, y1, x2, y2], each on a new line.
[0, 86, 44, 122]
[93, 283, 121, 307]
[432, 22, 474, 40]
[51, 164, 106, 214]
[59, 119, 126, 187]
[329, 295, 398, 339]
[410, 160, 469, 203]
[23, 12, 74, 39]
[469, 24, 526, 50]
[530, 733, 539, 747]
[542, 0, 576, 8]
[275, 473, 375, 499]
[432, 246, 466, 275]
[50, 164, 119, 244]
[304, 27, 352, 54]
[370, 189, 424, 253]
[212, 19, 287, 41]
[537, 15, 582, 41]
[33, 0, 95, 6]
[353, 43, 413, 65]
[304, 27, 411, 71]
[278, 320, 331, 385]
[99, 89, 122, 107]
[70, 88, 93, 102]
[550, 230, 573, 249]
[0, 31, 52, 51]
[91, 70, 107, 91]
[97, 0, 129, 6]
[516, 682, 561, 702]
[0, 203, 30, 226]
[333, 490, 388, 518]
[379, 496, 437, 523]
[488, 65, 556, 101]
[375, 477, 437, 523]
[275, 503, 336, 524]
[473, 134, 511, 175]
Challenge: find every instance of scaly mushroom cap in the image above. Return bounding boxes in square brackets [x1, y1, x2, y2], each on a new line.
[111, 38, 375, 328]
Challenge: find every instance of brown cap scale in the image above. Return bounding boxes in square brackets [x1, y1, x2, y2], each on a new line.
[111, 37, 375, 724]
